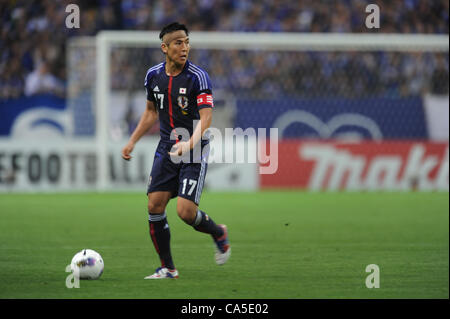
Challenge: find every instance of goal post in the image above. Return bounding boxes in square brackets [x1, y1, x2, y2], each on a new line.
[95, 31, 448, 50]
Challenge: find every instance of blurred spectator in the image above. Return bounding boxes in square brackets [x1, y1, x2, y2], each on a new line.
[25, 62, 65, 97]
[0, 57, 25, 99]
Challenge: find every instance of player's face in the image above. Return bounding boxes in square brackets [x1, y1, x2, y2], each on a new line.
[162, 30, 190, 66]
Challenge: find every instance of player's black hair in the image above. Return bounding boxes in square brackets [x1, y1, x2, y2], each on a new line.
[159, 22, 189, 41]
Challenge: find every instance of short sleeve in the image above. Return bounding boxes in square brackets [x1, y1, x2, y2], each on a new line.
[194, 69, 214, 109]
[144, 71, 156, 103]
[195, 69, 212, 95]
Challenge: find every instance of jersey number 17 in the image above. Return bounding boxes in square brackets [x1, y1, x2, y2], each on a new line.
[154, 93, 164, 109]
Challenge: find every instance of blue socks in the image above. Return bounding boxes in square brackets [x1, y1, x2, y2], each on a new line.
[148, 212, 175, 270]
[191, 210, 224, 239]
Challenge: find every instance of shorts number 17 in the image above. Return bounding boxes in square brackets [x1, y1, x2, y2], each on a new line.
[182, 178, 197, 196]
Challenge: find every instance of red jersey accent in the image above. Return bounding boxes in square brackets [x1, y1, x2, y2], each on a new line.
[149, 224, 160, 254]
[167, 76, 179, 143]
[168, 77, 174, 128]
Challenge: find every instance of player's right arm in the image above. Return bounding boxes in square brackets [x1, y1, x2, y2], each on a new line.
[121, 100, 158, 161]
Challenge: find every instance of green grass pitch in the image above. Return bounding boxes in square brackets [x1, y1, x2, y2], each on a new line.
[0, 191, 448, 299]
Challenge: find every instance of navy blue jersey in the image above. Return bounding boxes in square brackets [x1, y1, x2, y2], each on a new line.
[144, 60, 214, 145]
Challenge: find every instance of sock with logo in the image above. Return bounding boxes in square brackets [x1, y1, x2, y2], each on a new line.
[148, 212, 175, 270]
[191, 210, 224, 239]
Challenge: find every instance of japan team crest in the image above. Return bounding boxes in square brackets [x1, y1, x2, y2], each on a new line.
[177, 96, 189, 115]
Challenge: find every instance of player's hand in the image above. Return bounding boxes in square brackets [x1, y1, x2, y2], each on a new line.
[168, 141, 191, 157]
[122, 141, 135, 161]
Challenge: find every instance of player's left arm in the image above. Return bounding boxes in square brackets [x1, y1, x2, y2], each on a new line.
[190, 107, 212, 149]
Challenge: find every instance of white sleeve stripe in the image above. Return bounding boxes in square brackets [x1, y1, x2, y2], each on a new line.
[189, 64, 207, 87]
[144, 63, 164, 86]
[145, 63, 163, 81]
[189, 68, 205, 91]
[188, 66, 206, 91]
[189, 64, 209, 91]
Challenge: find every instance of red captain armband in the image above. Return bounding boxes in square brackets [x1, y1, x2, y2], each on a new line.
[197, 93, 214, 108]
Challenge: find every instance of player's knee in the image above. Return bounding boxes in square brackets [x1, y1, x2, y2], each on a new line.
[148, 200, 166, 214]
[177, 206, 196, 224]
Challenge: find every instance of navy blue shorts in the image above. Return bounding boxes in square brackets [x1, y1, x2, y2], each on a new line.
[146, 141, 209, 205]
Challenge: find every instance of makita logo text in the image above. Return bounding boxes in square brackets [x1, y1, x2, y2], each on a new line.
[301, 144, 449, 191]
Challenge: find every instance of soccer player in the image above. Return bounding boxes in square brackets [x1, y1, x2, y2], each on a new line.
[121, 22, 230, 279]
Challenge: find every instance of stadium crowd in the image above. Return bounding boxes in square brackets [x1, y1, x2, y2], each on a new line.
[1, 0, 449, 99]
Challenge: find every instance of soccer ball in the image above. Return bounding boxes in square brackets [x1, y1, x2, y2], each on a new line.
[70, 249, 104, 280]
